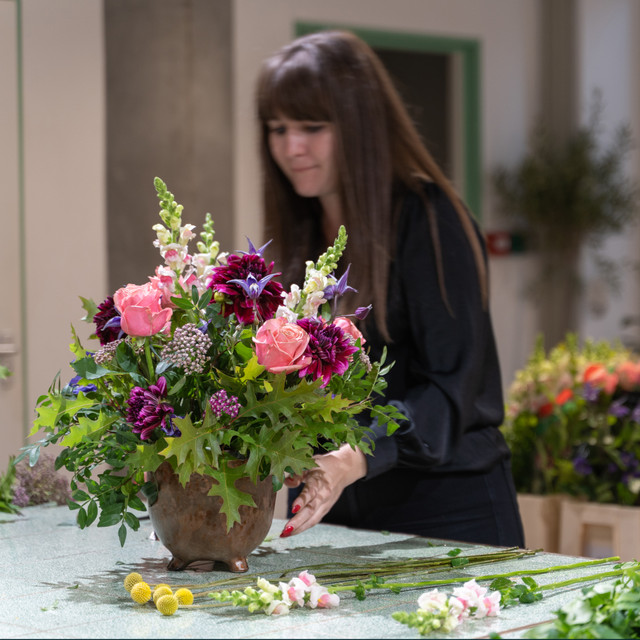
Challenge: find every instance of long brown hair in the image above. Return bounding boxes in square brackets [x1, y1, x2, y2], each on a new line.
[256, 30, 487, 341]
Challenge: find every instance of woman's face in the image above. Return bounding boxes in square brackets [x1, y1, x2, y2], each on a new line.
[267, 116, 338, 205]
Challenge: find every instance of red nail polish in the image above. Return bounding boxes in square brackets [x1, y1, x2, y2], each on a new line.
[280, 524, 294, 538]
[291, 504, 300, 514]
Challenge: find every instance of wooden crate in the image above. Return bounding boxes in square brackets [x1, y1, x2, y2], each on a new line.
[559, 498, 640, 561]
[517, 493, 563, 553]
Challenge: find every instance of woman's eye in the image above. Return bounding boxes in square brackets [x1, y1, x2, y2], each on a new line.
[304, 124, 325, 133]
[268, 124, 286, 135]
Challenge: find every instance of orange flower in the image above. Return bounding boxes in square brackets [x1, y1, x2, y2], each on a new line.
[555, 388, 573, 405]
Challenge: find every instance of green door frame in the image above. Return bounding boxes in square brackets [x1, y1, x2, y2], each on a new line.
[295, 22, 482, 218]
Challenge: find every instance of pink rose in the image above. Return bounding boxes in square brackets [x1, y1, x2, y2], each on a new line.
[113, 282, 173, 337]
[253, 317, 312, 374]
[332, 317, 365, 346]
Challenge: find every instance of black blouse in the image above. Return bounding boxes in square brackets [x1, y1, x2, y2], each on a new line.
[362, 181, 510, 479]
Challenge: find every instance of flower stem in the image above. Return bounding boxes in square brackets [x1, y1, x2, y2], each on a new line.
[144, 340, 155, 383]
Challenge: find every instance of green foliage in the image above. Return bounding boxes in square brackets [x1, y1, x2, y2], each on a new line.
[0, 458, 20, 514]
[493, 94, 638, 253]
[490, 576, 543, 607]
[526, 562, 640, 639]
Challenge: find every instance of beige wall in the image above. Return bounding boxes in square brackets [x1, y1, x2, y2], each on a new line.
[8, 0, 106, 462]
[576, 0, 640, 345]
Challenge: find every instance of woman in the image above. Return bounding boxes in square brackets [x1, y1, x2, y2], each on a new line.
[256, 30, 524, 547]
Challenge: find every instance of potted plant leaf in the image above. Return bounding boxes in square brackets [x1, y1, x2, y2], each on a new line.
[493, 95, 638, 348]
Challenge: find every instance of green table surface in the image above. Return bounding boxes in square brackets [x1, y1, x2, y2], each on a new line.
[0, 504, 619, 638]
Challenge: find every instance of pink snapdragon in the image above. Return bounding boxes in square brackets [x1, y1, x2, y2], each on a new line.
[452, 579, 501, 618]
[308, 584, 340, 609]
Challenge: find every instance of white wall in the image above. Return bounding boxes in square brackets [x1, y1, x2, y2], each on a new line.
[232, 0, 542, 389]
[21, 0, 106, 439]
[576, 0, 640, 347]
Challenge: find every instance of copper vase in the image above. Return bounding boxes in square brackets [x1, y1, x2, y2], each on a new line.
[148, 461, 276, 572]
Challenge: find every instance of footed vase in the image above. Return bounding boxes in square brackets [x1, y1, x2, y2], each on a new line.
[148, 461, 276, 572]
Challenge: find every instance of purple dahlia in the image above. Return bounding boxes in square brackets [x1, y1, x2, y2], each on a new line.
[126, 376, 179, 440]
[93, 296, 121, 345]
[296, 317, 358, 387]
[208, 251, 283, 324]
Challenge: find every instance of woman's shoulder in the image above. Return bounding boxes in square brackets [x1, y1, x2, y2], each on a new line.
[395, 179, 463, 230]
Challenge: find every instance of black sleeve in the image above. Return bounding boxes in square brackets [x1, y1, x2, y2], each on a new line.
[364, 183, 505, 479]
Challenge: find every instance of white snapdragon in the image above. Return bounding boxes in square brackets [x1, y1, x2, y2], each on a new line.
[212, 571, 339, 617]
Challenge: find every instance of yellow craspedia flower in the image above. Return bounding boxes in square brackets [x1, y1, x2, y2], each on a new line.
[174, 588, 194, 606]
[156, 594, 179, 616]
[124, 572, 143, 592]
[153, 585, 173, 604]
[131, 581, 152, 604]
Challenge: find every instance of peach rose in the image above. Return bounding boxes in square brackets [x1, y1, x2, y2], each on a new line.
[253, 317, 312, 374]
[332, 317, 365, 346]
[583, 363, 618, 395]
[616, 361, 640, 391]
[113, 282, 173, 337]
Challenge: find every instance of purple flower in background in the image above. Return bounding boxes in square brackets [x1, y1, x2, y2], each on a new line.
[296, 317, 358, 387]
[582, 382, 600, 403]
[632, 403, 640, 423]
[609, 397, 630, 419]
[126, 376, 179, 440]
[573, 456, 593, 476]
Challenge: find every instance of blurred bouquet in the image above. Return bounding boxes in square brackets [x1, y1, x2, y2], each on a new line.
[502, 334, 640, 504]
[17, 178, 402, 545]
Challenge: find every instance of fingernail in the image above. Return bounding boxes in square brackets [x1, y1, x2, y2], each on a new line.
[291, 504, 300, 514]
[280, 525, 294, 538]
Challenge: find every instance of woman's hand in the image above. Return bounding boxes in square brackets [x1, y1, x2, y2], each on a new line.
[279, 444, 367, 537]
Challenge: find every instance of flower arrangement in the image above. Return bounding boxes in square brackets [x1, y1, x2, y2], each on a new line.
[502, 333, 640, 503]
[18, 178, 402, 544]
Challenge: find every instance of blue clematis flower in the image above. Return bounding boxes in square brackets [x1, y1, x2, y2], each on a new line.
[324, 265, 357, 301]
[240, 238, 272, 257]
[67, 375, 97, 395]
[228, 272, 281, 301]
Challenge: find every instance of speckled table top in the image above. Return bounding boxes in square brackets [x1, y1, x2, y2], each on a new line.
[0, 504, 619, 638]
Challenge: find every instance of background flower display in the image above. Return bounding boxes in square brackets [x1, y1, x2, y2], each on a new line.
[18, 178, 402, 544]
[502, 333, 640, 505]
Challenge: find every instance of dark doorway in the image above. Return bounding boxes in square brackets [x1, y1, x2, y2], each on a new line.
[375, 48, 452, 180]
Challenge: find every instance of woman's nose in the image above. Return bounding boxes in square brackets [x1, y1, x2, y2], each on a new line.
[285, 131, 306, 156]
